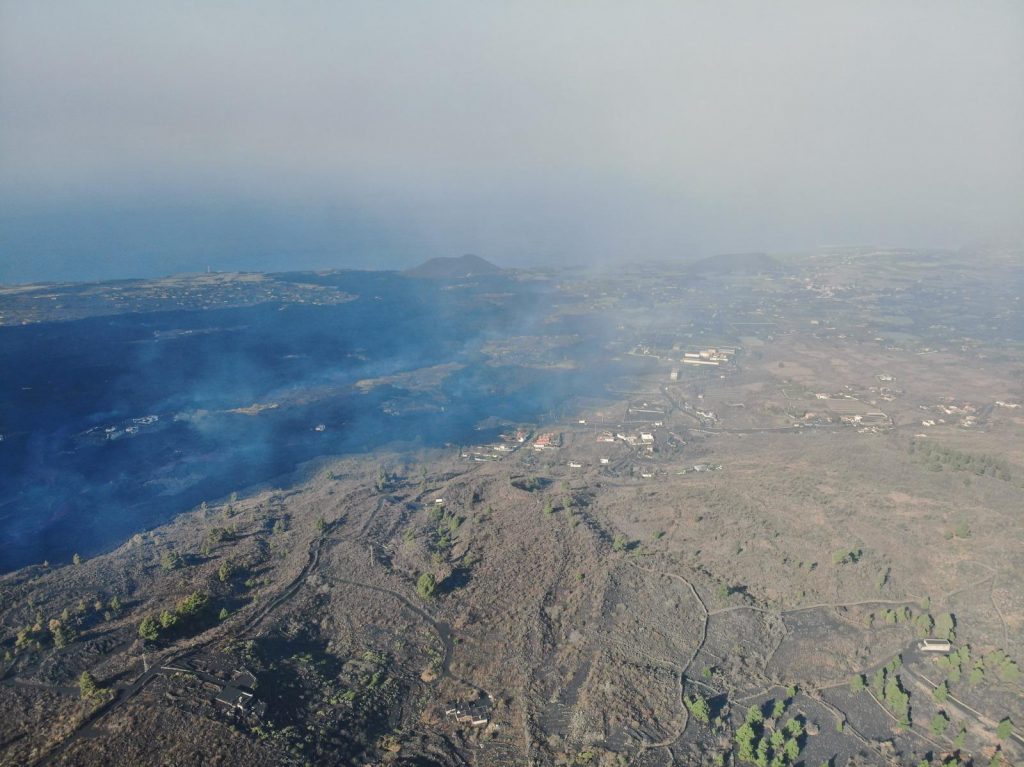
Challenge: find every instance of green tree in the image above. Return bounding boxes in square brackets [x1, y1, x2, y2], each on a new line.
[771, 699, 785, 719]
[218, 607, 230, 621]
[755, 736, 771, 767]
[158, 610, 178, 629]
[884, 675, 910, 726]
[931, 712, 949, 737]
[49, 620, 72, 649]
[934, 612, 956, 640]
[933, 681, 948, 702]
[611, 535, 629, 553]
[915, 613, 934, 637]
[686, 693, 710, 724]
[160, 549, 181, 571]
[784, 738, 799, 761]
[996, 717, 1012, 740]
[218, 560, 233, 583]
[175, 591, 208, 619]
[138, 615, 159, 641]
[872, 668, 886, 697]
[746, 705, 764, 726]
[78, 670, 100, 699]
[849, 674, 866, 693]
[735, 722, 756, 762]
[953, 726, 966, 749]
[316, 516, 327, 533]
[416, 572, 437, 600]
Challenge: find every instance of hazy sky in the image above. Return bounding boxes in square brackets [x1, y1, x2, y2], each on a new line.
[1, 1, 1022, 281]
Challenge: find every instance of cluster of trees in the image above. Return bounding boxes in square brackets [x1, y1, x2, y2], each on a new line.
[862, 605, 951, 642]
[425, 502, 462, 565]
[48, 618, 74, 648]
[201, 525, 237, 556]
[874, 606, 912, 626]
[866, 656, 911, 727]
[138, 591, 209, 642]
[78, 670, 110, 700]
[733, 702, 804, 767]
[937, 644, 1020, 685]
[979, 648, 1021, 683]
[936, 644, 972, 684]
[4, 595, 125, 661]
[909, 439, 1013, 481]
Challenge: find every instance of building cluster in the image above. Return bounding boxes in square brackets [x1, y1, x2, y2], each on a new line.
[681, 346, 735, 367]
[919, 399, 983, 429]
[532, 432, 562, 451]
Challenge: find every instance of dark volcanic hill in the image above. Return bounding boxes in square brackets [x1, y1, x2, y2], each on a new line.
[403, 254, 502, 279]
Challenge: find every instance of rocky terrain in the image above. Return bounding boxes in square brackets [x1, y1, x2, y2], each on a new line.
[2, 248, 1023, 766]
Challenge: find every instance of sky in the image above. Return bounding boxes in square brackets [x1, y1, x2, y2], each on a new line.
[1, 1, 1022, 282]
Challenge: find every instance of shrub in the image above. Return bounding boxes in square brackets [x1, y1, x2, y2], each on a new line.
[416, 573, 436, 600]
[218, 560, 233, 582]
[831, 547, 861, 565]
[176, 591, 209, 619]
[78, 670, 100, 699]
[686, 693, 710, 724]
[160, 549, 181, 571]
[138, 615, 159, 641]
[934, 612, 956, 641]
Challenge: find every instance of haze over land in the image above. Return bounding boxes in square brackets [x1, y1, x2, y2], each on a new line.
[2, 3, 1024, 767]
[2, 1, 1023, 282]
[3, 250, 1024, 767]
